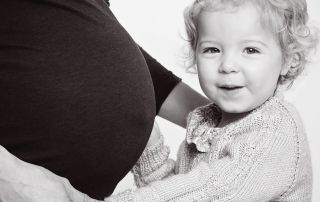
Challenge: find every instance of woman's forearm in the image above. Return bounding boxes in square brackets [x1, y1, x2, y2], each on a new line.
[158, 81, 209, 128]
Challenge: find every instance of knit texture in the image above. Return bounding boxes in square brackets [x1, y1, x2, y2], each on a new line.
[105, 95, 312, 202]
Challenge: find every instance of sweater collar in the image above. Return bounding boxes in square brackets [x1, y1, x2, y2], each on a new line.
[186, 94, 283, 153]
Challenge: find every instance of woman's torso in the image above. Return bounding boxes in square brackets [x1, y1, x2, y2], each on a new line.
[0, 0, 155, 199]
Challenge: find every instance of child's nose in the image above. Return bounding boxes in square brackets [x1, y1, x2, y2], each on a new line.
[218, 54, 239, 74]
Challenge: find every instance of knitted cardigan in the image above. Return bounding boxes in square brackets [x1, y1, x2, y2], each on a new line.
[105, 95, 312, 202]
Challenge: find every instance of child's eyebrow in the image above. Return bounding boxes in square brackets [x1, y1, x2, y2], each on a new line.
[198, 40, 220, 46]
[242, 40, 268, 47]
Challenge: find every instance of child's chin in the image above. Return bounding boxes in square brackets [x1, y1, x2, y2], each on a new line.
[220, 105, 252, 114]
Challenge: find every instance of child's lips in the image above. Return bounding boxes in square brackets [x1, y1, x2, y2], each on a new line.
[219, 85, 244, 90]
[218, 85, 244, 96]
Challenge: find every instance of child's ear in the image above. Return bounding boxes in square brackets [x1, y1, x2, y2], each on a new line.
[281, 53, 300, 75]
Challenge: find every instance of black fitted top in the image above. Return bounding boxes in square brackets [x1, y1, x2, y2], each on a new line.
[0, 0, 180, 199]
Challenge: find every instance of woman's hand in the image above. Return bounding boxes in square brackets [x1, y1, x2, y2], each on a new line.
[146, 120, 161, 148]
[0, 145, 84, 202]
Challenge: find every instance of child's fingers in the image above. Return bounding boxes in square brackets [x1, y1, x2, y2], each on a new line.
[147, 120, 161, 147]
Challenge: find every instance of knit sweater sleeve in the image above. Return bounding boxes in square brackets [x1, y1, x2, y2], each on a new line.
[131, 134, 176, 188]
[104, 115, 300, 201]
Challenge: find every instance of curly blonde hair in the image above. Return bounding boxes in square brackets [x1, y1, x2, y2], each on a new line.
[184, 0, 318, 85]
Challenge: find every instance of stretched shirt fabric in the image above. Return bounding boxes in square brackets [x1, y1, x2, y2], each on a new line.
[106, 95, 312, 201]
[0, 0, 180, 199]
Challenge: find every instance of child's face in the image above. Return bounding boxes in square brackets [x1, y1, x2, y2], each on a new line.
[196, 3, 289, 114]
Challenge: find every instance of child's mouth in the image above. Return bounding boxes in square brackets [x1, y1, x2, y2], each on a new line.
[219, 85, 243, 90]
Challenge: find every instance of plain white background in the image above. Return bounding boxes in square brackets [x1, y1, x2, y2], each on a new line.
[110, 0, 320, 201]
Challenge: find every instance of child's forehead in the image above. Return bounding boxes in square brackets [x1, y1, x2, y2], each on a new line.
[197, 3, 281, 46]
[201, 0, 260, 13]
[199, 1, 280, 33]
[198, 6, 273, 37]
[199, 2, 263, 26]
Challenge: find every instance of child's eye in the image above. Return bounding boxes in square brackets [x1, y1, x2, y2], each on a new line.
[203, 47, 220, 54]
[244, 47, 260, 54]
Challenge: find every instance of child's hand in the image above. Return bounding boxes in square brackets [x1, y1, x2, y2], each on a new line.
[146, 121, 161, 147]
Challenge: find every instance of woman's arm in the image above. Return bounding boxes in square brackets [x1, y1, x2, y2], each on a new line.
[139, 47, 210, 128]
[158, 81, 209, 128]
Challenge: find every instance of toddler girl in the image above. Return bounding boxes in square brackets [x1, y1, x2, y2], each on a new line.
[95, 0, 318, 201]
